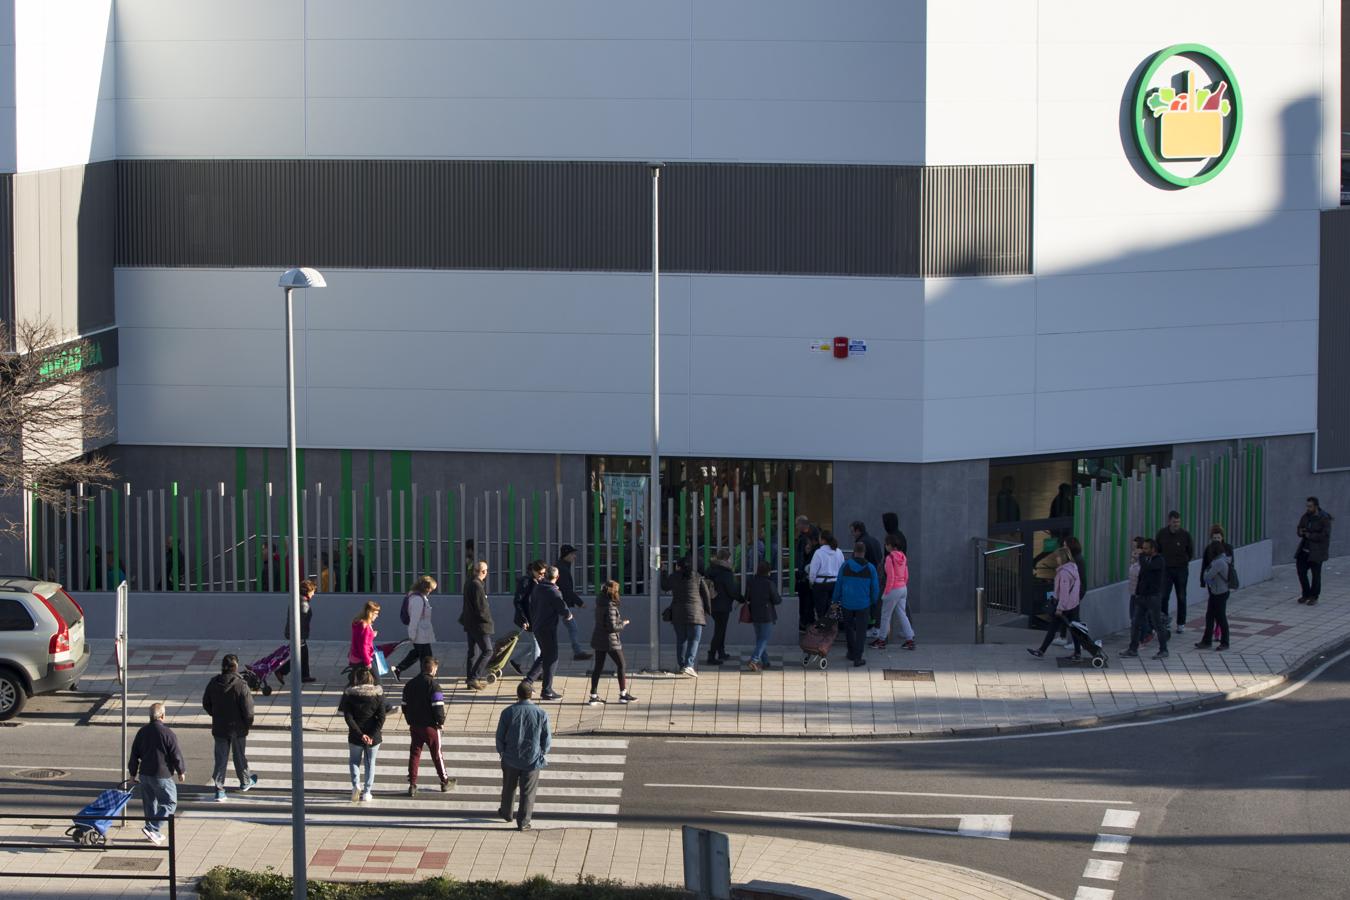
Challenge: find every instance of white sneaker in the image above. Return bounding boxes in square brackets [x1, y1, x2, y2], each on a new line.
[141, 826, 163, 845]
[619, 693, 638, 704]
[1053, 637, 1071, 647]
[587, 694, 605, 706]
[360, 791, 373, 803]
[351, 787, 361, 802]
[681, 666, 698, 678]
[1175, 624, 1185, 634]
[866, 628, 880, 639]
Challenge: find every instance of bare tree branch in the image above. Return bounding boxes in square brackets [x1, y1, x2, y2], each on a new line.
[0, 319, 116, 538]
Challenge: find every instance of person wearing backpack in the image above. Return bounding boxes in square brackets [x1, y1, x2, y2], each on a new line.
[1026, 546, 1085, 659]
[393, 576, 438, 680]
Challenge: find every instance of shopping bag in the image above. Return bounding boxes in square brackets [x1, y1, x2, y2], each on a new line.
[373, 648, 391, 677]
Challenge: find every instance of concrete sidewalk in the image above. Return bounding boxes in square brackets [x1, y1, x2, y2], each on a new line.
[78, 558, 1349, 738]
[0, 819, 1055, 899]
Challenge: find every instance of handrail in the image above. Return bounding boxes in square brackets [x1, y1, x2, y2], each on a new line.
[0, 811, 177, 898]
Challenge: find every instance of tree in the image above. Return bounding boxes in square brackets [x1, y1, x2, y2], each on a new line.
[0, 320, 114, 538]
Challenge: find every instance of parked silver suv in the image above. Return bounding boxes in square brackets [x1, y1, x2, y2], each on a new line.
[0, 577, 91, 720]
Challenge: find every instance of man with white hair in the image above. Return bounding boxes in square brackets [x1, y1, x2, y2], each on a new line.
[127, 702, 186, 845]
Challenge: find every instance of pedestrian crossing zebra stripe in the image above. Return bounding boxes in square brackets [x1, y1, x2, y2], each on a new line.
[185, 809, 616, 830]
[246, 746, 626, 765]
[246, 761, 624, 781]
[250, 732, 628, 749]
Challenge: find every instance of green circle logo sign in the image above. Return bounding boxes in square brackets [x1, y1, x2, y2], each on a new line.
[1132, 44, 1243, 187]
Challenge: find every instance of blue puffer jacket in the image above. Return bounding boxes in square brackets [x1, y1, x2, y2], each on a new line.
[831, 558, 878, 611]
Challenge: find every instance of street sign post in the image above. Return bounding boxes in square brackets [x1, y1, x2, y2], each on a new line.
[115, 579, 128, 826]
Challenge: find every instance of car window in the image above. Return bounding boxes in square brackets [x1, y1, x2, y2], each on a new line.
[44, 589, 83, 627]
[0, 598, 35, 631]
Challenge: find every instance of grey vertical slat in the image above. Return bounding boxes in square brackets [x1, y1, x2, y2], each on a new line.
[1317, 209, 1350, 469]
[920, 164, 1033, 276]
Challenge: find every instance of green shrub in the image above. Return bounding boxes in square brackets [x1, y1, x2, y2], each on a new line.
[198, 867, 693, 900]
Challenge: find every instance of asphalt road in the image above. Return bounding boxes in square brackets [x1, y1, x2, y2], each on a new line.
[3, 648, 1348, 899]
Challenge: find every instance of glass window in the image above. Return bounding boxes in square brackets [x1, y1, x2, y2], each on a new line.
[0, 598, 35, 631]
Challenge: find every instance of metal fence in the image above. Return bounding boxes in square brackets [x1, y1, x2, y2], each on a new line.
[1072, 444, 1266, 590]
[973, 537, 1024, 643]
[28, 482, 800, 600]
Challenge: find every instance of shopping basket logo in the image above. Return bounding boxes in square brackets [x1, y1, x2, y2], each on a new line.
[1132, 44, 1243, 187]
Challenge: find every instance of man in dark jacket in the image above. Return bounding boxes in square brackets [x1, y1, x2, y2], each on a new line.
[460, 560, 494, 689]
[850, 521, 884, 632]
[202, 654, 257, 801]
[525, 567, 571, 701]
[1297, 496, 1333, 605]
[702, 549, 742, 666]
[401, 656, 451, 796]
[508, 561, 546, 676]
[794, 516, 820, 633]
[556, 546, 593, 662]
[1122, 539, 1169, 659]
[1155, 511, 1194, 632]
[278, 578, 317, 686]
[128, 702, 186, 844]
[661, 557, 714, 676]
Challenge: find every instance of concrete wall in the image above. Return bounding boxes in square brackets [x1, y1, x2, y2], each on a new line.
[1256, 433, 1350, 561]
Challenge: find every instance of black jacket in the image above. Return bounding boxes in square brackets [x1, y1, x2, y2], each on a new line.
[1135, 553, 1165, 597]
[529, 581, 568, 633]
[284, 597, 313, 641]
[401, 672, 446, 730]
[459, 579, 494, 633]
[339, 683, 387, 746]
[202, 671, 255, 739]
[128, 720, 186, 779]
[1201, 540, 1235, 581]
[744, 574, 782, 624]
[661, 569, 712, 626]
[1298, 510, 1333, 562]
[512, 575, 538, 627]
[856, 529, 884, 572]
[703, 563, 742, 615]
[886, 530, 908, 555]
[557, 560, 583, 608]
[1154, 527, 1194, 569]
[590, 598, 625, 651]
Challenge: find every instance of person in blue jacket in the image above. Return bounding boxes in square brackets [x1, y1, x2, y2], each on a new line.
[832, 542, 880, 667]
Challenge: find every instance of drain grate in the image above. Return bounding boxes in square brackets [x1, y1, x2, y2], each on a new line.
[883, 669, 935, 682]
[12, 768, 68, 780]
[95, 857, 162, 872]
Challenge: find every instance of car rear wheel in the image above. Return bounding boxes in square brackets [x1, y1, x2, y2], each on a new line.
[0, 671, 26, 721]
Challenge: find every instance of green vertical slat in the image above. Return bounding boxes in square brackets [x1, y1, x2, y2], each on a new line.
[1083, 483, 1093, 568]
[1120, 475, 1129, 582]
[507, 484, 517, 576]
[1072, 486, 1084, 551]
[447, 491, 457, 590]
[1258, 444, 1265, 539]
[762, 493, 771, 572]
[422, 497, 431, 573]
[255, 483, 264, 592]
[532, 491, 540, 564]
[1179, 463, 1188, 538]
[363, 481, 374, 592]
[787, 491, 796, 571]
[1222, 453, 1231, 540]
[389, 451, 412, 585]
[235, 449, 247, 584]
[678, 489, 687, 559]
[1189, 457, 1199, 540]
[340, 450, 352, 591]
[170, 482, 180, 592]
[1110, 476, 1120, 582]
[1154, 469, 1163, 535]
[702, 484, 711, 569]
[1144, 470, 1152, 539]
[193, 490, 203, 591]
[616, 497, 626, 589]
[592, 490, 601, 593]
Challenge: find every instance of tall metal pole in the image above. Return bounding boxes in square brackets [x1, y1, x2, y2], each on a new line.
[282, 285, 307, 900]
[648, 163, 663, 672]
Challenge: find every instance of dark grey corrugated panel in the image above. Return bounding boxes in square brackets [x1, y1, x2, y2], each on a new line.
[76, 161, 117, 333]
[0, 174, 12, 343]
[919, 165, 1032, 276]
[1316, 208, 1350, 470]
[117, 159, 1028, 277]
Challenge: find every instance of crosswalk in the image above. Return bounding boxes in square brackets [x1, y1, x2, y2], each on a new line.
[187, 730, 628, 830]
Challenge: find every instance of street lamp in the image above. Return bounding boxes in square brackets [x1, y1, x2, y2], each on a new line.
[277, 266, 325, 900]
[647, 164, 663, 672]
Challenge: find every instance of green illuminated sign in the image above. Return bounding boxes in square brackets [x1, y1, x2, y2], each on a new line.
[1132, 44, 1243, 187]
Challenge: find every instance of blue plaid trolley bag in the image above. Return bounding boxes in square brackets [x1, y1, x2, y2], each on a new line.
[65, 781, 135, 847]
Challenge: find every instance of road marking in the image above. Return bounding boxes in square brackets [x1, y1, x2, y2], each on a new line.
[236, 779, 621, 798]
[206, 796, 619, 815]
[663, 645, 1350, 746]
[1074, 888, 1114, 900]
[250, 733, 629, 749]
[1083, 859, 1123, 881]
[247, 761, 623, 781]
[713, 810, 1012, 841]
[184, 809, 614, 830]
[245, 746, 626, 765]
[1092, 833, 1131, 854]
[644, 782, 1133, 806]
[2, 765, 124, 775]
[1101, 809, 1140, 830]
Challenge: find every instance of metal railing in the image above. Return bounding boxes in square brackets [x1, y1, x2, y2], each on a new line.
[973, 537, 1024, 644]
[0, 811, 177, 898]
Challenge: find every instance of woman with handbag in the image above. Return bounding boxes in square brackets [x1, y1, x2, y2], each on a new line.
[807, 531, 845, 625]
[587, 580, 637, 705]
[349, 600, 381, 684]
[1197, 525, 1235, 650]
[743, 561, 781, 671]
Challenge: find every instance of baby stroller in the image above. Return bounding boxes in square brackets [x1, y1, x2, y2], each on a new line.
[242, 644, 290, 695]
[65, 781, 135, 847]
[801, 603, 841, 670]
[482, 630, 521, 684]
[1067, 620, 1110, 669]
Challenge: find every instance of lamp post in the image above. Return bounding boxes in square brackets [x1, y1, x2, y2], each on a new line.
[647, 163, 663, 672]
[277, 266, 325, 900]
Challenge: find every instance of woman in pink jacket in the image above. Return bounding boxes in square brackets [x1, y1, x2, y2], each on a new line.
[1027, 547, 1085, 659]
[871, 534, 915, 650]
[349, 600, 381, 682]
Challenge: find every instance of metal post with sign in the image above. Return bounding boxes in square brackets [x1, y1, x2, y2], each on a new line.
[115, 579, 128, 825]
[682, 826, 731, 900]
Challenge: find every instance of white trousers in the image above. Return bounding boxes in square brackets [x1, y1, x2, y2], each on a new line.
[879, 587, 914, 641]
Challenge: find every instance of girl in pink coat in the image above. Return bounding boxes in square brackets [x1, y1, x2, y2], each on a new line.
[1027, 547, 1085, 659]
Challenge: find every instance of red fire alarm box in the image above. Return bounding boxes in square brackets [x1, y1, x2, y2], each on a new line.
[833, 336, 849, 359]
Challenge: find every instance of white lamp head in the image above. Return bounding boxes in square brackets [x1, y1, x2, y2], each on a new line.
[278, 267, 327, 289]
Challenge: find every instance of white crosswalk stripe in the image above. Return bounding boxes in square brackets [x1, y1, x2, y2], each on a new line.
[194, 731, 628, 830]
